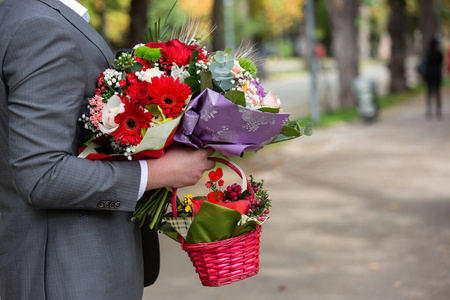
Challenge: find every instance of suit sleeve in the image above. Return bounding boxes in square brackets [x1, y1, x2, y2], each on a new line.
[4, 15, 141, 211]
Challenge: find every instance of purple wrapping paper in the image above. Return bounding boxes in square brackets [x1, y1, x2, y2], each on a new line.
[174, 89, 290, 157]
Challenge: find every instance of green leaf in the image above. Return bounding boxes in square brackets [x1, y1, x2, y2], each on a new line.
[304, 122, 313, 136]
[280, 125, 302, 138]
[270, 120, 313, 143]
[224, 48, 233, 56]
[161, 0, 178, 38]
[145, 104, 164, 119]
[215, 51, 225, 63]
[84, 133, 96, 146]
[211, 79, 225, 94]
[231, 220, 258, 237]
[200, 71, 213, 91]
[146, 0, 178, 43]
[185, 202, 242, 244]
[258, 107, 280, 113]
[184, 77, 200, 94]
[224, 90, 246, 107]
[157, 222, 181, 243]
[270, 124, 301, 144]
[126, 62, 143, 73]
[188, 49, 200, 77]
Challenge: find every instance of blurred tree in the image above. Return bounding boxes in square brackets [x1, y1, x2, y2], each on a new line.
[127, 0, 149, 47]
[212, 0, 225, 50]
[418, 0, 437, 52]
[82, 0, 130, 49]
[315, 0, 332, 56]
[327, 0, 359, 108]
[248, 0, 268, 55]
[439, 0, 450, 36]
[388, 0, 408, 92]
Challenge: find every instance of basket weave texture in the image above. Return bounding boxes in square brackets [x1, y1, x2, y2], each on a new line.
[181, 225, 262, 286]
[172, 157, 262, 286]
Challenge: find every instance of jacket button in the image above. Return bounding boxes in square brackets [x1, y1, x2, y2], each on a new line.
[114, 202, 121, 209]
[97, 201, 105, 208]
[104, 201, 111, 208]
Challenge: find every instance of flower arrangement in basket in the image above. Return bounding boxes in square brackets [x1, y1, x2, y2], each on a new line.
[158, 157, 270, 286]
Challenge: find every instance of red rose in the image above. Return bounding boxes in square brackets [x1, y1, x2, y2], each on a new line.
[125, 81, 151, 107]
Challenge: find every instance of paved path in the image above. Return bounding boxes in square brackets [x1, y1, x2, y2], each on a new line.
[143, 89, 450, 300]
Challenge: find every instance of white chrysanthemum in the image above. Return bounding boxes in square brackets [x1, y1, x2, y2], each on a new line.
[138, 67, 165, 83]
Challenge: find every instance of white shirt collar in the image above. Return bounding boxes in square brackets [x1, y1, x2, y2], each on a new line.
[59, 0, 90, 22]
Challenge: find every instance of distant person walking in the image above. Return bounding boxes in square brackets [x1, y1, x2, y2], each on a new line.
[423, 38, 443, 118]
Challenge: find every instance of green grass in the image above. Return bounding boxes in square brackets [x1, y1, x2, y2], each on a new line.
[297, 78, 450, 128]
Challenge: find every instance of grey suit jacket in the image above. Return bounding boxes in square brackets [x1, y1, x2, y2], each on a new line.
[0, 0, 158, 299]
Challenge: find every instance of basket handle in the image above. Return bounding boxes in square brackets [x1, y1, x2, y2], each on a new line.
[171, 157, 254, 218]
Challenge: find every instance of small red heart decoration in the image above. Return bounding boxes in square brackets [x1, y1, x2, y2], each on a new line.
[207, 191, 223, 203]
[208, 168, 223, 182]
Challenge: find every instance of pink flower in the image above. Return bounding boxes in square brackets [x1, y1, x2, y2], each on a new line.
[261, 91, 282, 110]
[230, 60, 245, 78]
[89, 94, 106, 130]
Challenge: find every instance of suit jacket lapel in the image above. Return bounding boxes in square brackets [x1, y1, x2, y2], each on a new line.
[37, 0, 114, 63]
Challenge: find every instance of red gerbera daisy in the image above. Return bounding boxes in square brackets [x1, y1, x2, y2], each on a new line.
[147, 76, 191, 119]
[112, 100, 153, 146]
[160, 39, 195, 67]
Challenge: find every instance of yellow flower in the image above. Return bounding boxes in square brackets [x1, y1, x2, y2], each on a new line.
[185, 205, 192, 213]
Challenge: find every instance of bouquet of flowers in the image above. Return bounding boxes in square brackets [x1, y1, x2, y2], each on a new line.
[78, 32, 211, 160]
[158, 157, 269, 286]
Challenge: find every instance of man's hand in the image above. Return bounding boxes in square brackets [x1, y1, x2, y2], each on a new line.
[145, 144, 216, 190]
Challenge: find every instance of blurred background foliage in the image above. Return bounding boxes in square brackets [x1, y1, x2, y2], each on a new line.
[78, 0, 448, 57]
[70, 0, 450, 110]
[2, 0, 448, 111]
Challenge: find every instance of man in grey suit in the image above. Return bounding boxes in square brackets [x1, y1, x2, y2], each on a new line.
[0, 0, 215, 299]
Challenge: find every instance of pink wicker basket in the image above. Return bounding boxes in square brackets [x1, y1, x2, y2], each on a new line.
[172, 157, 262, 287]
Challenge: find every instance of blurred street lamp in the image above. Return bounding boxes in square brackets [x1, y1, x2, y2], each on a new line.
[305, 0, 320, 123]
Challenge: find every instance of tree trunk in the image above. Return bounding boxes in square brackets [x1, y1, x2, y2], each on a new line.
[327, 0, 359, 109]
[212, 0, 225, 51]
[418, 0, 437, 53]
[127, 0, 149, 47]
[387, 0, 408, 92]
